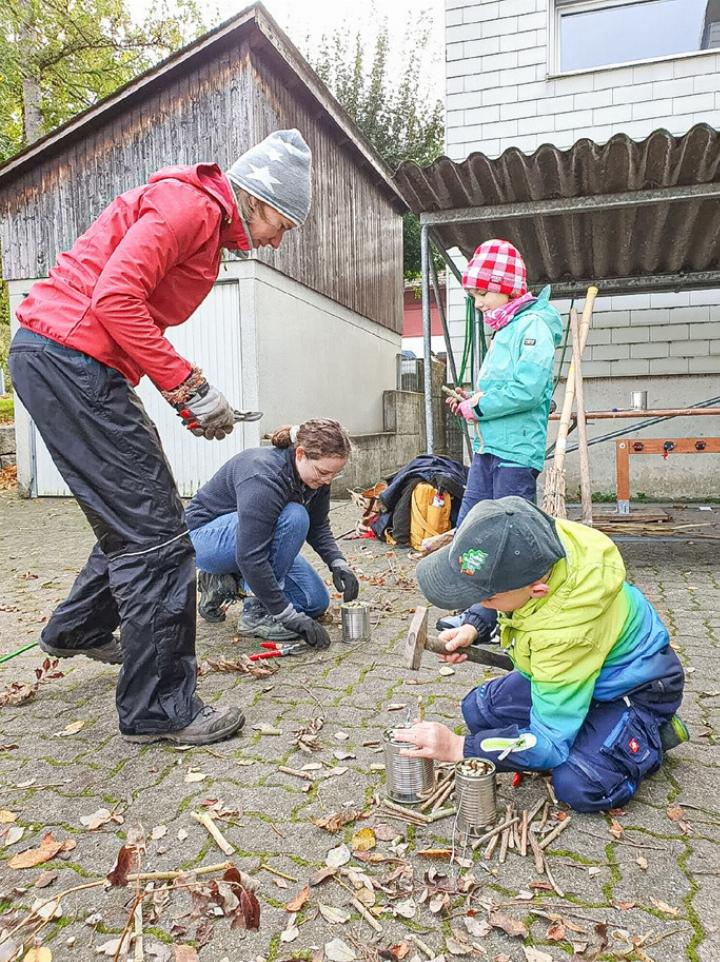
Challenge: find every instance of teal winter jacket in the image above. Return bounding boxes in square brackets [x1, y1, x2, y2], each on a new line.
[472, 286, 562, 471]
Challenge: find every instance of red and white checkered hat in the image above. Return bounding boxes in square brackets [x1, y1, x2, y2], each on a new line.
[462, 239, 528, 298]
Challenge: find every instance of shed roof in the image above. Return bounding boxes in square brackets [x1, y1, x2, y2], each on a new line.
[395, 124, 720, 297]
[0, 1, 406, 211]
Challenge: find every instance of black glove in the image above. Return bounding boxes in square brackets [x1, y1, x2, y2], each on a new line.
[174, 378, 235, 440]
[279, 609, 331, 649]
[331, 561, 359, 602]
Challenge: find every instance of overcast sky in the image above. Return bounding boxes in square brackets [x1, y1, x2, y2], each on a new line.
[128, 0, 445, 95]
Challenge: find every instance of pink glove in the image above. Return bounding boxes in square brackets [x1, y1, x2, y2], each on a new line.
[458, 396, 481, 422]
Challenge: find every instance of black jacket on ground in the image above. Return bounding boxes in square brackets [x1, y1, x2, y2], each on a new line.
[186, 445, 344, 616]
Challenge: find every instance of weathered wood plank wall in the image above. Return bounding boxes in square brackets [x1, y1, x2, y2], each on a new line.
[0, 35, 403, 333]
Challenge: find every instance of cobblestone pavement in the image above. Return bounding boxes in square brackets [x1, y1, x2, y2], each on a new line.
[0, 491, 718, 962]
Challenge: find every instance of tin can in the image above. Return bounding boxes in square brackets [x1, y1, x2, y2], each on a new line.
[631, 389, 648, 411]
[383, 729, 435, 804]
[454, 758, 497, 834]
[341, 602, 370, 644]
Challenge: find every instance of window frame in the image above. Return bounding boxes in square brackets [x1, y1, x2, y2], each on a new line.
[548, 0, 718, 76]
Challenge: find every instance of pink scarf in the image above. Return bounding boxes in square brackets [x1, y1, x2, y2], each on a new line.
[483, 291, 536, 332]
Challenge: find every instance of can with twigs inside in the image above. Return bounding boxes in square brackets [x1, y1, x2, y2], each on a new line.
[455, 758, 497, 833]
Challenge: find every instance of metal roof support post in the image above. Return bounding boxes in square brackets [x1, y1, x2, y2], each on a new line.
[420, 223, 434, 454]
[428, 243, 472, 459]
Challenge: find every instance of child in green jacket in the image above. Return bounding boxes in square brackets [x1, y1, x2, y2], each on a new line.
[395, 497, 687, 813]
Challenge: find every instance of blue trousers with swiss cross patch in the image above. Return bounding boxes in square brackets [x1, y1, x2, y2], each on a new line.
[461, 663, 683, 812]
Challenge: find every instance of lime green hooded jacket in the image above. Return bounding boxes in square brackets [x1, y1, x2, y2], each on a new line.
[487, 519, 671, 769]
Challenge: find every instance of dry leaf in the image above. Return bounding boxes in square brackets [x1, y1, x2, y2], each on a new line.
[80, 808, 113, 830]
[2, 824, 25, 847]
[393, 898, 417, 919]
[438, 666, 455, 676]
[667, 805, 684, 821]
[351, 827, 376, 852]
[326, 843, 351, 867]
[31, 898, 62, 922]
[608, 818, 625, 840]
[546, 920, 566, 941]
[174, 949, 199, 962]
[373, 823, 399, 842]
[9, 832, 64, 869]
[0, 810, 18, 823]
[253, 724, 282, 735]
[184, 771, 208, 783]
[34, 870, 59, 888]
[325, 939, 357, 962]
[446, 937, 470, 956]
[151, 825, 168, 840]
[310, 866, 338, 886]
[313, 809, 358, 834]
[23, 948, 52, 962]
[464, 917, 491, 939]
[523, 950, 553, 962]
[488, 910, 529, 939]
[649, 897, 680, 917]
[636, 856, 648, 871]
[106, 843, 139, 887]
[177, 828, 188, 841]
[54, 720, 85, 737]
[280, 923, 299, 944]
[334, 731, 349, 741]
[286, 885, 310, 913]
[318, 903, 351, 924]
[386, 704, 407, 712]
[0, 681, 37, 707]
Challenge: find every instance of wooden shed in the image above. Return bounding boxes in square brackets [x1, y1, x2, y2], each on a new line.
[0, 2, 407, 496]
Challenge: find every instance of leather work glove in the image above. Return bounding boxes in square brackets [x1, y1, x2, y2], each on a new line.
[280, 609, 332, 649]
[331, 560, 360, 602]
[175, 379, 235, 440]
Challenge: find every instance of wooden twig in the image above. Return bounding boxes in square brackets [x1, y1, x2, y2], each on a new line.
[408, 934, 435, 958]
[484, 833, 500, 860]
[425, 806, 457, 823]
[538, 801, 550, 833]
[528, 831, 545, 875]
[540, 816, 572, 850]
[381, 799, 429, 823]
[505, 805, 515, 850]
[127, 861, 233, 882]
[191, 810, 235, 856]
[544, 778, 559, 805]
[431, 779, 456, 812]
[278, 765, 315, 782]
[520, 809, 529, 857]
[471, 816, 520, 850]
[543, 857, 565, 898]
[259, 863, 297, 883]
[133, 898, 144, 962]
[527, 797, 547, 825]
[499, 826, 510, 864]
[351, 896, 383, 933]
[419, 771, 452, 811]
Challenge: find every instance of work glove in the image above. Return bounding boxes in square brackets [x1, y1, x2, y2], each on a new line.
[279, 609, 332, 649]
[331, 560, 359, 602]
[175, 379, 235, 440]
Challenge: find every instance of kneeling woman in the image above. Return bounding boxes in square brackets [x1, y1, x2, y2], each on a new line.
[186, 419, 359, 648]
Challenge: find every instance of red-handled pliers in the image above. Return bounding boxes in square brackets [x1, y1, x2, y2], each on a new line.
[249, 642, 305, 661]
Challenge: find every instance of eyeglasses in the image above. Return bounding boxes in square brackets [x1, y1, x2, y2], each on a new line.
[310, 462, 344, 483]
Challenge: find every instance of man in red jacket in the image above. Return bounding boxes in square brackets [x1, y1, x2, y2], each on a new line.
[9, 129, 312, 745]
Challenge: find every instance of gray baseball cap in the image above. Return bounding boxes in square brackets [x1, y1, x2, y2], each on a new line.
[416, 496, 566, 610]
[226, 128, 312, 226]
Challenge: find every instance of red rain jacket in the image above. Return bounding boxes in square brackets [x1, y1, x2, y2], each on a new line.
[16, 164, 249, 391]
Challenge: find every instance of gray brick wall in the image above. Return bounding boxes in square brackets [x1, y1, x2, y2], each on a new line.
[443, 0, 720, 386]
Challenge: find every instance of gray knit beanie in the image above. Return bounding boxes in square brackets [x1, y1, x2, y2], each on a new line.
[226, 129, 312, 226]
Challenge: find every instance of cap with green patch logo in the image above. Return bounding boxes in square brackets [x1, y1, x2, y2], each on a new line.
[416, 496, 566, 610]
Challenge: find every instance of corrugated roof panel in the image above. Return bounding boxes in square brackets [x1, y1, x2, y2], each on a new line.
[395, 125, 720, 295]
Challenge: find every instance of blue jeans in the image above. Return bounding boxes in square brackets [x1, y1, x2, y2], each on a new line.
[461, 661, 683, 812]
[189, 503, 330, 618]
[456, 453, 539, 528]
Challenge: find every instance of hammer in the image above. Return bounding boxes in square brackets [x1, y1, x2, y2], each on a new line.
[404, 606, 513, 672]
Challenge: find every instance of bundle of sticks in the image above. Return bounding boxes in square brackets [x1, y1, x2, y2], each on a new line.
[470, 796, 571, 896]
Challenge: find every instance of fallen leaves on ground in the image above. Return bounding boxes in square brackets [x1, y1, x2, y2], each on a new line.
[80, 808, 124, 830]
[1, 824, 25, 848]
[351, 827, 376, 853]
[198, 657, 278, 678]
[53, 720, 85, 737]
[313, 809, 359, 833]
[649, 897, 680, 917]
[0, 681, 37, 707]
[8, 832, 74, 869]
[325, 938, 357, 962]
[173, 948, 199, 962]
[318, 903, 351, 924]
[523, 949, 553, 962]
[293, 715, 324, 753]
[488, 909, 529, 939]
[285, 885, 310, 913]
[22, 947, 52, 962]
[326, 844, 351, 868]
[608, 818, 625, 840]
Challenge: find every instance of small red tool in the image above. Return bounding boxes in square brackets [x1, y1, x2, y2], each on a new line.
[511, 772, 523, 788]
[249, 642, 305, 661]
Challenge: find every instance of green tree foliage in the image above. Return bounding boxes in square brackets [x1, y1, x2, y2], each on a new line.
[310, 17, 444, 277]
[0, 0, 210, 161]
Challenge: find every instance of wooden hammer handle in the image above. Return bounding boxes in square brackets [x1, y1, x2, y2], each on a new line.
[424, 635, 513, 671]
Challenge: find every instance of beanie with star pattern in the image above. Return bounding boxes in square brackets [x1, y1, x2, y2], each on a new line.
[225, 129, 312, 227]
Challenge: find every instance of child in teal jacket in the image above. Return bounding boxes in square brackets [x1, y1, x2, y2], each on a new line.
[442, 240, 562, 636]
[450, 239, 562, 521]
